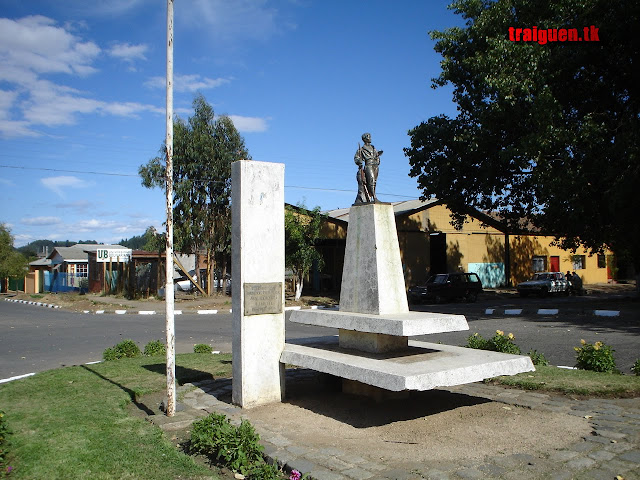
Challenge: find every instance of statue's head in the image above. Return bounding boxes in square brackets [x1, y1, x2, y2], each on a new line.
[361, 132, 371, 143]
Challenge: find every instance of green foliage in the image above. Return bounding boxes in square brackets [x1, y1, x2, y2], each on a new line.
[632, 359, 640, 376]
[193, 344, 213, 354]
[143, 340, 166, 356]
[285, 203, 326, 300]
[0, 223, 28, 280]
[0, 410, 11, 476]
[574, 340, 617, 373]
[405, 0, 640, 268]
[528, 349, 549, 367]
[139, 95, 249, 291]
[103, 339, 142, 361]
[247, 460, 283, 480]
[190, 413, 264, 475]
[466, 330, 521, 354]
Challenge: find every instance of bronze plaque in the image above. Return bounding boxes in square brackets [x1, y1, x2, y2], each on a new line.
[244, 282, 283, 315]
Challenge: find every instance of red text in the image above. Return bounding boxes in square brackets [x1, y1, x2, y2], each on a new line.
[508, 26, 600, 45]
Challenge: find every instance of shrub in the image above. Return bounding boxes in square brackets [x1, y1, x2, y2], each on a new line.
[466, 330, 521, 355]
[528, 349, 549, 366]
[193, 344, 213, 354]
[574, 339, 617, 373]
[143, 340, 166, 356]
[0, 410, 11, 476]
[102, 339, 141, 361]
[190, 413, 264, 475]
[631, 359, 640, 376]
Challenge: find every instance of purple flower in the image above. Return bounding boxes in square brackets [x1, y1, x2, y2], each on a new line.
[7, 465, 13, 473]
[290, 469, 301, 480]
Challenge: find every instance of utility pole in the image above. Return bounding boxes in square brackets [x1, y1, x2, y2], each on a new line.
[165, 0, 176, 417]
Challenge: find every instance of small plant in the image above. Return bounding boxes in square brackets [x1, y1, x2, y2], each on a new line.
[193, 344, 213, 354]
[190, 413, 264, 475]
[466, 330, 521, 354]
[631, 359, 640, 376]
[103, 339, 141, 361]
[574, 339, 617, 373]
[528, 349, 549, 366]
[143, 340, 166, 356]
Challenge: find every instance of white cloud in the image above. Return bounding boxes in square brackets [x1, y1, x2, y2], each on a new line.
[40, 175, 86, 197]
[108, 42, 148, 62]
[20, 216, 62, 226]
[145, 74, 231, 92]
[0, 16, 162, 137]
[229, 115, 268, 133]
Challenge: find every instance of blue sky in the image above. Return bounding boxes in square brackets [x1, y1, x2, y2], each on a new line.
[0, 0, 463, 247]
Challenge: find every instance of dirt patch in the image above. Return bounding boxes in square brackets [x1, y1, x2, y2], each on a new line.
[241, 386, 591, 464]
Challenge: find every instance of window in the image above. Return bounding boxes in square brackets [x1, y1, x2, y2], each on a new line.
[532, 256, 547, 272]
[597, 254, 606, 268]
[572, 255, 586, 270]
[76, 263, 88, 277]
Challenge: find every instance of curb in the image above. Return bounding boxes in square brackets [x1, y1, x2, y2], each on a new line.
[484, 306, 622, 317]
[4, 298, 60, 309]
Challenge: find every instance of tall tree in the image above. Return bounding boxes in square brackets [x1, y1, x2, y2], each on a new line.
[405, 0, 639, 280]
[139, 95, 250, 295]
[0, 224, 28, 288]
[285, 204, 326, 301]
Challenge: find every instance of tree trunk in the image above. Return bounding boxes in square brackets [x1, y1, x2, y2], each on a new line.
[295, 271, 304, 301]
[221, 256, 229, 295]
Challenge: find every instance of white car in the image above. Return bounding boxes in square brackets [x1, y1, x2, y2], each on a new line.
[175, 270, 197, 292]
[516, 272, 569, 297]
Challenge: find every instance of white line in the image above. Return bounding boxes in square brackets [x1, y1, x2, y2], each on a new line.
[197, 309, 218, 315]
[85, 361, 101, 365]
[95, 310, 105, 314]
[139, 310, 156, 315]
[557, 366, 577, 370]
[485, 308, 495, 315]
[594, 310, 620, 317]
[504, 309, 523, 315]
[537, 309, 559, 315]
[115, 310, 127, 315]
[285, 306, 302, 311]
[0, 372, 36, 384]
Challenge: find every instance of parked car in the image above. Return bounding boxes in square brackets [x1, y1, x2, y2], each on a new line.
[407, 272, 483, 304]
[174, 270, 198, 292]
[516, 272, 569, 297]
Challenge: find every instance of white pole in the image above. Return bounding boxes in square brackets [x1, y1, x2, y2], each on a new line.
[165, 0, 176, 417]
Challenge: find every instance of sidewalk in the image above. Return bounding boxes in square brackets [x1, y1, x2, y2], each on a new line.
[150, 369, 640, 480]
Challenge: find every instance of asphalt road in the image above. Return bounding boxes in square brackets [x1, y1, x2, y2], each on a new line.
[1, 293, 638, 381]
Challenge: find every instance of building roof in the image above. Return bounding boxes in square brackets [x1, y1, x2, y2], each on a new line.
[29, 257, 52, 267]
[47, 244, 124, 263]
[324, 199, 441, 223]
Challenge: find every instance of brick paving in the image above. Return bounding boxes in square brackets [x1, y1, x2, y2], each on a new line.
[148, 369, 640, 480]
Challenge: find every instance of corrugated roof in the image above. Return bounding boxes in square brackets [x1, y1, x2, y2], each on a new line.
[325, 199, 438, 223]
[47, 244, 125, 262]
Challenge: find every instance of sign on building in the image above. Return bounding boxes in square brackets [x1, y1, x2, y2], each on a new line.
[96, 248, 132, 263]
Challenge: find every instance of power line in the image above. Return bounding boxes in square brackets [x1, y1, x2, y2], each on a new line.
[0, 164, 419, 199]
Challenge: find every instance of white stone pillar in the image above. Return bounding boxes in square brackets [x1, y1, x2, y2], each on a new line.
[231, 160, 285, 408]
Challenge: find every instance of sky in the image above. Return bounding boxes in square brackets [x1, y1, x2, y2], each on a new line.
[0, 0, 464, 248]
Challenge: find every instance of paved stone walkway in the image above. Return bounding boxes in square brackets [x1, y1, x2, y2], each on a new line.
[150, 370, 640, 480]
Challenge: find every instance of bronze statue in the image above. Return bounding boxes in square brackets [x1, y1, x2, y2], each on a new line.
[353, 132, 382, 205]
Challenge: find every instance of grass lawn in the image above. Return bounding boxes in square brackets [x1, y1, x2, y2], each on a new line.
[0, 353, 232, 479]
[1, 353, 639, 479]
[491, 365, 640, 396]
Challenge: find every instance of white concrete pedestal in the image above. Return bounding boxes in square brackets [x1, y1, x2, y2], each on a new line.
[231, 160, 285, 408]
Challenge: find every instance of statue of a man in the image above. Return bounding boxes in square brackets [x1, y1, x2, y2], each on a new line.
[353, 132, 382, 205]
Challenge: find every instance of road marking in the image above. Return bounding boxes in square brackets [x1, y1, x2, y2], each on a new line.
[197, 309, 218, 314]
[538, 309, 559, 315]
[594, 310, 620, 317]
[485, 308, 495, 314]
[115, 310, 127, 315]
[504, 309, 523, 315]
[0, 373, 36, 384]
[139, 311, 156, 315]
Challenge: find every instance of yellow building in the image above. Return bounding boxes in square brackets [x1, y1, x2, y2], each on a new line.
[315, 199, 612, 292]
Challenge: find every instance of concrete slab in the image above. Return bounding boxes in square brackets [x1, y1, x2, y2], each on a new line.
[281, 339, 534, 392]
[290, 309, 469, 336]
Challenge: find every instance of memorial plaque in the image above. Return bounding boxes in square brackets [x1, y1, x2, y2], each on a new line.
[244, 282, 283, 316]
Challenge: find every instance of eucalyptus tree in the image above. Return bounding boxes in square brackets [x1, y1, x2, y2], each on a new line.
[405, 0, 639, 282]
[139, 95, 250, 295]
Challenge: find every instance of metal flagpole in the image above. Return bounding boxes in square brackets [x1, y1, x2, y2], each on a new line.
[164, 0, 176, 417]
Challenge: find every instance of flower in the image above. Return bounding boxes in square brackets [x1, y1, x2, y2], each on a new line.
[290, 470, 301, 480]
[574, 347, 581, 352]
[594, 341, 603, 350]
[580, 339, 586, 345]
[496, 330, 504, 336]
[508, 333, 515, 340]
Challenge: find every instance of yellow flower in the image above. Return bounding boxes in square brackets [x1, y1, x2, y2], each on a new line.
[496, 330, 504, 336]
[508, 333, 515, 340]
[594, 341, 603, 350]
[574, 347, 581, 352]
[580, 339, 586, 345]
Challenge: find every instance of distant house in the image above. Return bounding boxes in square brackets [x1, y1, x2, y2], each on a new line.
[311, 199, 613, 294]
[43, 244, 125, 293]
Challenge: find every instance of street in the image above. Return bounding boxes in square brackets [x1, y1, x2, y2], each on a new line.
[1, 292, 638, 381]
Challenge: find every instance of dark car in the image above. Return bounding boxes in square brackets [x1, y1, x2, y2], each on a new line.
[516, 272, 569, 297]
[408, 272, 483, 304]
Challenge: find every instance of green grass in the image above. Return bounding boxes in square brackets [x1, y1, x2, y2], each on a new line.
[0, 353, 232, 479]
[491, 365, 640, 396]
